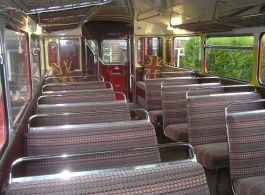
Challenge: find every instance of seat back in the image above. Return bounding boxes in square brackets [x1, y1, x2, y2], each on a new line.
[5, 161, 210, 195]
[42, 88, 114, 95]
[42, 81, 107, 92]
[37, 89, 115, 105]
[145, 77, 196, 111]
[45, 75, 104, 83]
[160, 70, 195, 78]
[35, 100, 128, 114]
[162, 83, 223, 126]
[187, 90, 261, 147]
[226, 100, 265, 181]
[161, 77, 221, 126]
[30, 109, 131, 127]
[26, 120, 160, 176]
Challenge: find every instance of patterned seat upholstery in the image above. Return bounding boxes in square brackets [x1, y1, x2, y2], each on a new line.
[31, 109, 131, 127]
[45, 75, 104, 83]
[5, 161, 210, 195]
[226, 101, 265, 195]
[148, 110, 163, 124]
[161, 82, 222, 141]
[26, 120, 160, 176]
[38, 89, 115, 104]
[187, 91, 261, 170]
[145, 77, 196, 124]
[42, 88, 114, 95]
[35, 100, 129, 114]
[42, 81, 106, 92]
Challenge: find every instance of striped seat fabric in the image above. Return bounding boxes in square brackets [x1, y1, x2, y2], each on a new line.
[5, 161, 210, 195]
[45, 75, 104, 83]
[42, 88, 113, 95]
[31, 110, 131, 127]
[187, 91, 261, 170]
[226, 100, 265, 195]
[42, 81, 106, 92]
[145, 77, 196, 124]
[35, 100, 128, 114]
[161, 64, 192, 73]
[161, 82, 222, 141]
[26, 120, 160, 176]
[38, 89, 115, 104]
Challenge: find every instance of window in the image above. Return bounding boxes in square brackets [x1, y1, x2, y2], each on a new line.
[86, 39, 98, 63]
[173, 36, 201, 70]
[137, 37, 163, 66]
[45, 37, 82, 72]
[206, 36, 253, 82]
[31, 35, 41, 92]
[259, 34, 265, 84]
[4, 29, 31, 127]
[102, 40, 127, 64]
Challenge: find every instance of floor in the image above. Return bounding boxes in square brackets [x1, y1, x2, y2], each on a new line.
[128, 102, 233, 195]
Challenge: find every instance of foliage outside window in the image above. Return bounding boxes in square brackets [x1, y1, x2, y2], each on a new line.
[102, 40, 127, 64]
[260, 34, 265, 84]
[4, 28, 31, 126]
[137, 37, 163, 66]
[174, 36, 201, 71]
[206, 36, 253, 82]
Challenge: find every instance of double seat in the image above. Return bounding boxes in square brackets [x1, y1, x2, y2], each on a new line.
[42, 80, 113, 95]
[136, 67, 195, 122]
[161, 77, 222, 142]
[225, 100, 265, 195]
[4, 76, 211, 194]
[186, 85, 261, 173]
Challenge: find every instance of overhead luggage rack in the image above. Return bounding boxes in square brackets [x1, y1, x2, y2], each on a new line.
[11, 0, 112, 14]
[10, 0, 111, 32]
[171, 13, 265, 33]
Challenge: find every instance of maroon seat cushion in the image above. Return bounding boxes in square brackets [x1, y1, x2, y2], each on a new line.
[164, 123, 188, 141]
[194, 142, 228, 170]
[234, 175, 265, 195]
[148, 110, 163, 124]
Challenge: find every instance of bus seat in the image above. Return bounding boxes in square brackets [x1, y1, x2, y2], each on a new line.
[30, 110, 132, 127]
[225, 100, 265, 195]
[187, 87, 261, 171]
[42, 81, 112, 92]
[45, 75, 104, 83]
[35, 100, 129, 114]
[25, 120, 160, 176]
[37, 89, 115, 105]
[6, 144, 210, 195]
[161, 80, 222, 142]
[5, 161, 210, 195]
[145, 76, 196, 125]
[42, 88, 113, 95]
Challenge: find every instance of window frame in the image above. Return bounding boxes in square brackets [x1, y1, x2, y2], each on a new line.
[258, 33, 265, 85]
[173, 35, 201, 70]
[101, 39, 128, 65]
[3, 27, 32, 131]
[137, 37, 163, 66]
[205, 35, 254, 82]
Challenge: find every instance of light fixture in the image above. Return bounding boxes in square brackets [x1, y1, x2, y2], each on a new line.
[168, 11, 182, 29]
[171, 17, 182, 25]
